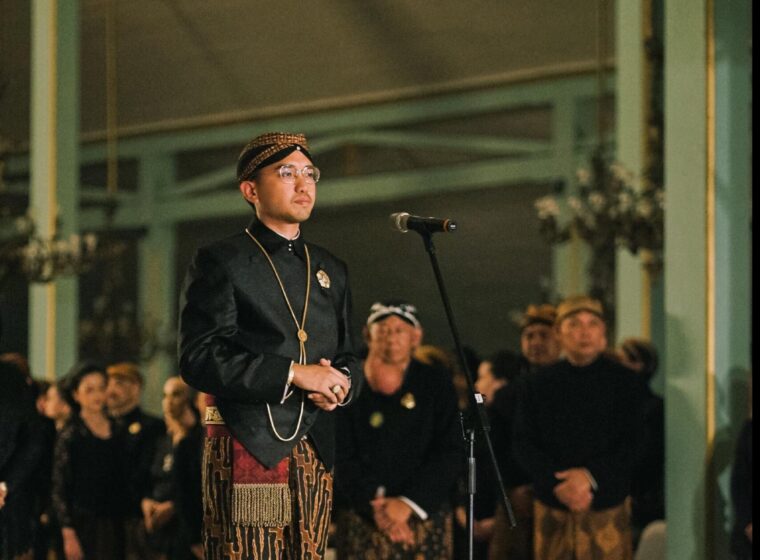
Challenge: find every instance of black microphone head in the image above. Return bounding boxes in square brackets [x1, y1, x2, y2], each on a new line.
[389, 212, 411, 233]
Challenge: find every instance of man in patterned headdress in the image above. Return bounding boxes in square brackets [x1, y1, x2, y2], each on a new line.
[488, 303, 561, 560]
[333, 300, 462, 560]
[178, 132, 362, 559]
[512, 295, 645, 560]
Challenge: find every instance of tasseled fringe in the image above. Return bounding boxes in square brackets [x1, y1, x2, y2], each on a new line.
[232, 483, 292, 527]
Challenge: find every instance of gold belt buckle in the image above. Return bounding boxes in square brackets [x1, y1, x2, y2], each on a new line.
[205, 405, 225, 425]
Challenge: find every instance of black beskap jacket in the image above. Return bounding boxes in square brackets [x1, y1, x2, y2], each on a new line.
[178, 218, 362, 469]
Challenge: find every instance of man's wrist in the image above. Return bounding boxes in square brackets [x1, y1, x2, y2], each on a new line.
[398, 496, 428, 520]
[336, 366, 353, 406]
[581, 468, 598, 491]
[287, 362, 296, 385]
[280, 361, 296, 404]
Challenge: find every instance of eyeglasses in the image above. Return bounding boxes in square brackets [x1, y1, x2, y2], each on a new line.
[273, 164, 320, 184]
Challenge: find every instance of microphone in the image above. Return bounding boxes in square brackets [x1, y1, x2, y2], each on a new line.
[390, 212, 457, 234]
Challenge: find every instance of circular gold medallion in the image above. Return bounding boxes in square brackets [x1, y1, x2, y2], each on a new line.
[128, 422, 142, 435]
[297, 329, 308, 342]
[369, 411, 384, 428]
[400, 392, 416, 410]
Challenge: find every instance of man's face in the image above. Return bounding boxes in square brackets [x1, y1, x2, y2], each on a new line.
[162, 377, 189, 421]
[241, 151, 316, 229]
[366, 315, 422, 366]
[106, 376, 140, 412]
[556, 311, 606, 366]
[520, 323, 561, 367]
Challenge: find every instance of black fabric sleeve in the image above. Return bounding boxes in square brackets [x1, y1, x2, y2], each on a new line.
[331, 265, 363, 403]
[511, 378, 558, 494]
[174, 428, 203, 546]
[582, 373, 644, 496]
[399, 374, 464, 514]
[178, 247, 293, 403]
[335, 408, 384, 517]
[51, 423, 76, 529]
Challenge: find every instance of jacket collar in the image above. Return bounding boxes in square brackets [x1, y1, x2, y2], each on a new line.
[246, 216, 307, 259]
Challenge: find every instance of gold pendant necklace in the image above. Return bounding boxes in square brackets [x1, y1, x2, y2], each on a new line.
[245, 228, 311, 442]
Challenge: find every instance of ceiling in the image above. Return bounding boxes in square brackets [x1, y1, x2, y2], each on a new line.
[0, 0, 615, 149]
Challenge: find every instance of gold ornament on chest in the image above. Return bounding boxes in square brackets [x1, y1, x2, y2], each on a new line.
[400, 392, 416, 410]
[316, 269, 331, 289]
[369, 411, 384, 428]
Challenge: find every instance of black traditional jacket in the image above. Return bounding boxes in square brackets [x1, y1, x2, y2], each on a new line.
[512, 355, 645, 511]
[178, 217, 361, 469]
[334, 359, 463, 518]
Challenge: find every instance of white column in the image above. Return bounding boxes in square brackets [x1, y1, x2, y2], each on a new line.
[28, 0, 80, 379]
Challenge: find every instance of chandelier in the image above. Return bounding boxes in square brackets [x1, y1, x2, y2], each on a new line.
[0, 212, 100, 284]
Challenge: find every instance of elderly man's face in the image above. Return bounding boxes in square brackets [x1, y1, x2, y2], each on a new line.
[557, 311, 606, 366]
[520, 323, 561, 367]
[367, 315, 422, 366]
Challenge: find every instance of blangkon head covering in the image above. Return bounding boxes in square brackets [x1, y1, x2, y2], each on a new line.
[236, 132, 313, 182]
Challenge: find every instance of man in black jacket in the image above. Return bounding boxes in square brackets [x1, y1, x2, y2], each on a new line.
[178, 132, 361, 560]
[334, 301, 462, 559]
[513, 296, 644, 560]
[106, 361, 164, 560]
[0, 318, 46, 559]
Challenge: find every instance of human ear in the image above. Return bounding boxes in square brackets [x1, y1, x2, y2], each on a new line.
[239, 181, 257, 204]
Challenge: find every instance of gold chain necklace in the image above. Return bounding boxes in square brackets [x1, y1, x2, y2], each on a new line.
[245, 228, 311, 442]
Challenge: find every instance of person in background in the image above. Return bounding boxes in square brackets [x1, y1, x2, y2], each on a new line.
[453, 350, 521, 560]
[516, 304, 561, 374]
[36, 379, 72, 560]
[52, 362, 127, 560]
[0, 353, 31, 381]
[730, 417, 752, 559]
[28, 379, 55, 560]
[488, 303, 560, 560]
[141, 376, 203, 560]
[0, 321, 45, 560]
[106, 362, 164, 560]
[334, 301, 462, 559]
[414, 344, 473, 412]
[43, 380, 72, 431]
[615, 337, 664, 548]
[33, 380, 51, 417]
[512, 296, 645, 560]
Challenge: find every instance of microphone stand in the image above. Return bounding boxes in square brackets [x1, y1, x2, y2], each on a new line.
[415, 230, 516, 560]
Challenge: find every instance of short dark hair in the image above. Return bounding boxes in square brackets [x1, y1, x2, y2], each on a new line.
[61, 360, 107, 413]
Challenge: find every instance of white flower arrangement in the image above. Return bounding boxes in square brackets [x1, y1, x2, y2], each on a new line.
[534, 149, 664, 258]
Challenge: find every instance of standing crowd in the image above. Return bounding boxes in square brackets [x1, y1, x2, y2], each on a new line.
[1, 130, 751, 560]
[0, 353, 204, 560]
